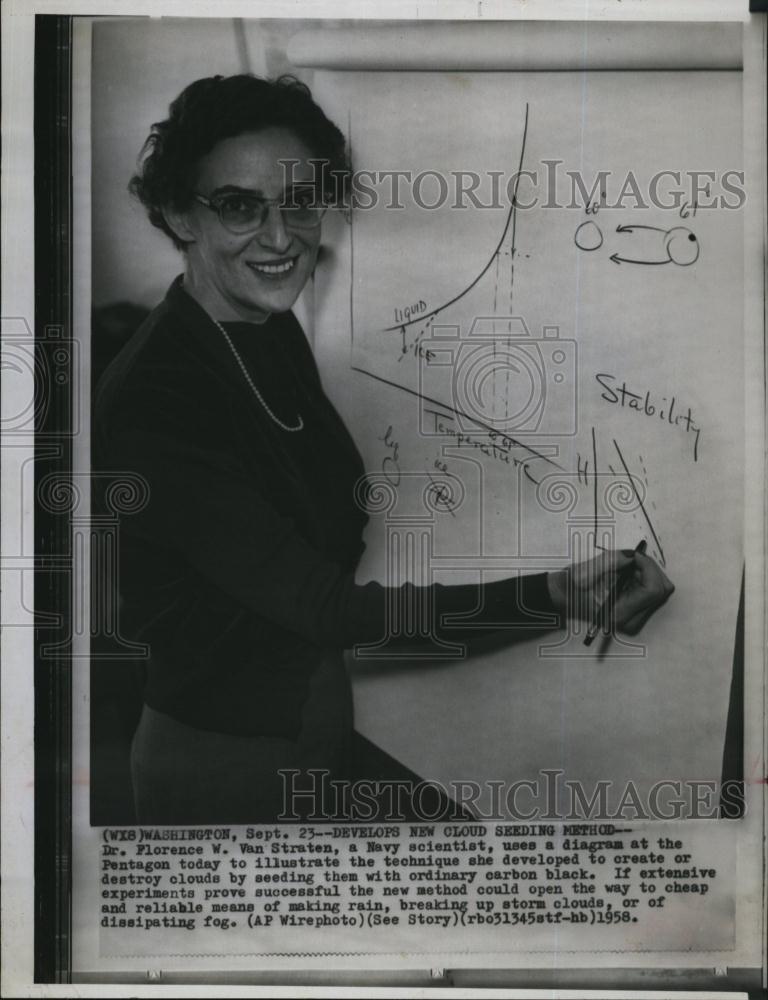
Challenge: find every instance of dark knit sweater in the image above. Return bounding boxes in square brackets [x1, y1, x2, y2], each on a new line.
[93, 277, 559, 739]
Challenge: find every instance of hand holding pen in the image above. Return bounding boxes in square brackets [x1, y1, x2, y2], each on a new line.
[546, 542, 675, 639]
[584, 539, 648, 645]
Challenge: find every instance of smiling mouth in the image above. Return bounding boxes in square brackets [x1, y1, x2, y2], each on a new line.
[246, 257, 298, 277]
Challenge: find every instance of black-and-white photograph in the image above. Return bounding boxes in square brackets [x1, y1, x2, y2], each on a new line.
[90, 16, 744, 829]
[1, 2, 766, 993]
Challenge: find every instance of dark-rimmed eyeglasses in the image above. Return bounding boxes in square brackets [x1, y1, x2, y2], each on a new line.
[193, 187, 327, 234]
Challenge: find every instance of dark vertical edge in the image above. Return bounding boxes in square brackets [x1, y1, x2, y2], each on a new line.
[34, 14, 74, 984]
[720, 569, 745, 818]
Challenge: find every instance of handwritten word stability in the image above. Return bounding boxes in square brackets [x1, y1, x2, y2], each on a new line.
[595, 373, 702, 461]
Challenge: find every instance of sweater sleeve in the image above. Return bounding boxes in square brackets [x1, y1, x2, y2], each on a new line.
[109, 425, 561, 650]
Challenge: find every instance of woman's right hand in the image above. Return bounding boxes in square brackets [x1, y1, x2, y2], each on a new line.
[547, 548, 675, 635]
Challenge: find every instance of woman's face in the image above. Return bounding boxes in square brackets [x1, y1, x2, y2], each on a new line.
[176, 128, 322, 323]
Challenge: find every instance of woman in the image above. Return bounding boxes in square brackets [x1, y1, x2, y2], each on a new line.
[94, 74, 673, 825]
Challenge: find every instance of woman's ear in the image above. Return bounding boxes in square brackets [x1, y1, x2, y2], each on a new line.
[162, 206, 197, 245]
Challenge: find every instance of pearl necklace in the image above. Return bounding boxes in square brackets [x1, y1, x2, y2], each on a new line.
[212, 318, 304, 433]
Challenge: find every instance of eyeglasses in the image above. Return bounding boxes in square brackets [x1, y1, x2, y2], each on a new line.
[193, 187, 327, 234]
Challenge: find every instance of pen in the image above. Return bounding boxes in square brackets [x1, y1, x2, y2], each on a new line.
[584, 539, 648, 646]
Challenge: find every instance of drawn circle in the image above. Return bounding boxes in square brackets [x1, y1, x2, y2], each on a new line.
[453, 344, 544, 429]
[552, 350, 566, 365]
[52, 348, 69, 365]
[574, 220, 603, 251]
[55, 372, 68, 385]
[553, 372, 564, 383]
[664, 227, 699, 266]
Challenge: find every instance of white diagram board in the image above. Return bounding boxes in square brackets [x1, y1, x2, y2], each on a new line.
[312, 69, 743, 811]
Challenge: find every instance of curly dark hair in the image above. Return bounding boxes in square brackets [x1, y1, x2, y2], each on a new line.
[129, 74, 348, 250]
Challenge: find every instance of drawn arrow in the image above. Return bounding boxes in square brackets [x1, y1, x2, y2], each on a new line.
[615, 224, 669, 235]
[609, 253, 671, 266]
[612, 224, 699, 267]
